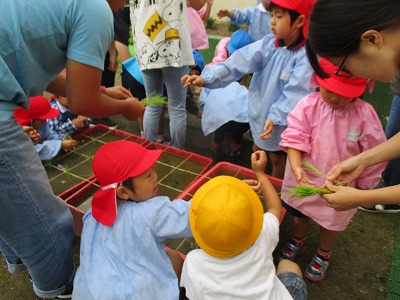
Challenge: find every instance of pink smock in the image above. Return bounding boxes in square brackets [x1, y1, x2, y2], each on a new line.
[188, 7, 209, 50]
[206, 37, 230, 67]
[280, 92, 387, 231]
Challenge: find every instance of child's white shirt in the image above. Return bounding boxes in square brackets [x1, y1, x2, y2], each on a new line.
[181, 212, 293, 300]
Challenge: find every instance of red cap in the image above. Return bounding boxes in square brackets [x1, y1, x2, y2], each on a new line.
[315, 58, 368, 98]
[13, 95, 60, 126]
[91, 141, 162, 226]
[270, 0, 317, 38]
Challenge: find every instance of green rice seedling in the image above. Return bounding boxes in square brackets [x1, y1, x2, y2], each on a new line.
[303, 159, 347, 186]
[64, 163, 71, 179]
[303, 160, 326, 179]
[139, 93, 168, 106]
[287, 186, 332, 201]
[65, 134, 73, 140]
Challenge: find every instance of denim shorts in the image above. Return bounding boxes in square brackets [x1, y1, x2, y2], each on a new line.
[277, 271, 308, 300]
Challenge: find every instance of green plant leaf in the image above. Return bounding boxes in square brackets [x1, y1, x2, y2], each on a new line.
[139, 93, 168, 106]
[286, 185, 332, 201]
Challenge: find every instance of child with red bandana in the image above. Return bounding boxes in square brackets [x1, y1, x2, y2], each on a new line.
[73, 141, 192, 299]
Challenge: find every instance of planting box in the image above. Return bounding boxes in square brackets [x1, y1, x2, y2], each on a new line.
[177, 161, 286, 223]
[45, 124, 147, 197]
[59, 141, 212, 236]
[145, 142, 213, 200]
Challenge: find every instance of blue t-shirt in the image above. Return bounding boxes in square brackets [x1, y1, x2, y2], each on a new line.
[0, 0, 113, 121]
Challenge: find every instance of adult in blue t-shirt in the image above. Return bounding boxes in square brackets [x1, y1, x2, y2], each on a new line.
[0, 0, 144, 298]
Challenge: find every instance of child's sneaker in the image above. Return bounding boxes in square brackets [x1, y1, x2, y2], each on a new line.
[279, 240, 305, 261]
[304, 253, 331, 282]
[358, 204, 400, 213]
[55, 283, 73, 299]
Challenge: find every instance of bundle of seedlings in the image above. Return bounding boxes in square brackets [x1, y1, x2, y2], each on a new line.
[286, 160, 346, 200]
[139, 93, 168, 106]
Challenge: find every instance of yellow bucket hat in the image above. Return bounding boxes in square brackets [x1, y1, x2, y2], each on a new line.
[190, 176, 264, 259]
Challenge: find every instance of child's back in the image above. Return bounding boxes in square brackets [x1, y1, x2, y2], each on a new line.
[75, 196, 191, 299]
[181, 153, 307, 299]
[182, 206, 288, 299]
[73, 141, 192, 299]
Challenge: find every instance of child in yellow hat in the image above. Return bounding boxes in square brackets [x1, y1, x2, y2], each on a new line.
[180, 151, 307, 300]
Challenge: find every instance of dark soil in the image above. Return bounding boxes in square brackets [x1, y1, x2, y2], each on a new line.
[205, 20, 246, 37]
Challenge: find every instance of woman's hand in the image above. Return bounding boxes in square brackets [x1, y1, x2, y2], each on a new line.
[120, 97, 145, 120]
[106, 86, 133, 99]
[321, 181, 364, 211]
[326, 155, 365, 185]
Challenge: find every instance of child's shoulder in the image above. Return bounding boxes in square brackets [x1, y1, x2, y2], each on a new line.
[353, 98, 381, 117]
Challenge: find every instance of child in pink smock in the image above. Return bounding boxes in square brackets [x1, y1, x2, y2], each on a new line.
[279, 58, 387, 282]
[187, 0, 213, 50]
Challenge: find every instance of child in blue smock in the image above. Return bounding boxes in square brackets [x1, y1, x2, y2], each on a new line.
[13, 95, 78, 161]
[72, 141, 192, 300]
[199, 30, 253, 164]
[182, 0, 315, 179]
[217, 0, 271, 42]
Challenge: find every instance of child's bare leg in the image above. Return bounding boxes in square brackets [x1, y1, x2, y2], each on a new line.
[319, 226, 337, 253]
[269, 151, 286, 179]
[304, 226, 336, 281]
[252, 142, 261, 152]
[280, 216, 309, 260]
[165, 247, 185, 281]
[293, 216, 310, 240]
[211, 134, 222, 152]
[276, 260, 303, 277]
[229, 140, 241, 154]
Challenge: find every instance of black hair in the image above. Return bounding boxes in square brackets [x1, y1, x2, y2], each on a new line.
[306, 0, 400, 78]
[269, 3, 301, 26]
[122, 177, 135, 192]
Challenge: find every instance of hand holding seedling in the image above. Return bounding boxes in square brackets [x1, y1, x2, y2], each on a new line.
[325, 156, 365, 186]
[286, 160, 335, 200]
[181, 74, 205, 89]
[120, 98, 145, 120]
[105, 86, 133, 99]
[321, 181, 364, 211]
[62, 139, 78, 151]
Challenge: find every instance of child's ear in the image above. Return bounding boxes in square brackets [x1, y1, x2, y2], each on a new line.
[295, 15, 306, 29]
[360, 30, 383, 47]
[116, 185, 130, 200]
